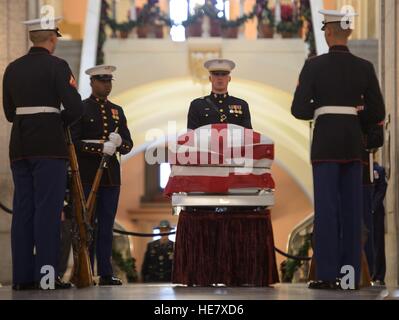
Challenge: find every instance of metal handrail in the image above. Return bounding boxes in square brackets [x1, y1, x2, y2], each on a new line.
[0, 201, 12, 214]
[1, 200, 311, 260]
[286, 212, 314, 254]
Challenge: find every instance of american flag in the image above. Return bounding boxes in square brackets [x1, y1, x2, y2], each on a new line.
[164, 124, 275, 196]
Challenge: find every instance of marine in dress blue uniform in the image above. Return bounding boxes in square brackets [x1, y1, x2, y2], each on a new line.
[187, 59, 252, 130]
[141, 220, 174, 283]
[362, 150, 375, 277]
[371, 161, 387, 285]
[174, 59, 277, 287]
[71, 65, 133, 285]
[2, 18, 83, 290]
[291, 10, 385, 289]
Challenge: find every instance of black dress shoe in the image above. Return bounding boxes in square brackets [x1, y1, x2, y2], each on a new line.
[308, 280, 340, 290]
[371, 280, 386, 287]
[55, 277, 72, 289]
[12, 282, 38, 291]
[38, 277, 72, 290]
[334, 278, 360, 290]
[99, 276, 123, 286]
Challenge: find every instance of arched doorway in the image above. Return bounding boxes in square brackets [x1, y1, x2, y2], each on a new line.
[111, 77, 314, 273]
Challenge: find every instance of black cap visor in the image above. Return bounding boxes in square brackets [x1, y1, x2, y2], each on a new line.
[321, 21, 352, 31]
[29, 28, 62, 37]
[91, 75, 114, 81]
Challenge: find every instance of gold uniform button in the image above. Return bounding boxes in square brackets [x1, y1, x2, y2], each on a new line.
[102, 136, 107, 139]
[205, 114, 209, 117]
[90, 119, 94, 122]
[104, 123, 108, 127]
[97, 149, 101, 152]
[103, 116, 107, 120]
[104, 130, 108, 133]
[91, 148, 95, 151]
[101, 105, 104, 108]
[219, 100, 223, 104]
[85, 147, 88, 150]
[219, 109, 224, 112]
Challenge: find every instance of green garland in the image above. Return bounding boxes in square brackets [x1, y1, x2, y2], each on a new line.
[221, 11, 257, 29]
[96, 0, 109, 64]
[97, 0, 315, 59]
[276, 20, 302, 34]
[183, 3, 258, 29]
[103, 0, 173, 33]
[103, 0, 258, 33]
[112, 249, 138, 283]
[280, 233, 312, 283]
[258, 5, 275, 27]
[100, 0, 312, 41]
[300, 3, 316, 56]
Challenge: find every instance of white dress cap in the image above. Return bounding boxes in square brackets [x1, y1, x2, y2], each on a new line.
[319, 9, 358, 30]
[85, 65, 117, 80]
[22, 17, 62, 37]
[204, 59, 236, 73]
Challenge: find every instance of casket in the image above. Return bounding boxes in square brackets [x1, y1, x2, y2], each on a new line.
[164, 123, 275, 210]
[165, 124, 279, 286]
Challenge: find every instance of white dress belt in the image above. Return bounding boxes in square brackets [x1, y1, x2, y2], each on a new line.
[16, 106, 61, 115]
[82, 139, 104, 144]
[314, 106, 357, 121]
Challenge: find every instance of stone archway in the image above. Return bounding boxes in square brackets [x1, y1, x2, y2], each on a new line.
[113, 77, 313, 199]
[112, 77, 314, 271]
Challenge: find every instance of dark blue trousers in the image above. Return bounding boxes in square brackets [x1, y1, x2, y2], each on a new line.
[83, 185, 120, 277]
[313, 162, 362, 284]
[362, 185, 375, 276]
[11, 159, 67, 284]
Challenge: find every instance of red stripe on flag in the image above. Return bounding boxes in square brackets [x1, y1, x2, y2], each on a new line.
[164, 173, 275, 196]
[167, 144, 274, 165]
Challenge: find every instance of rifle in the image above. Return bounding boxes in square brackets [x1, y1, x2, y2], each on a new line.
[86, 128, 119, 228]
[65, 127, 94, 288]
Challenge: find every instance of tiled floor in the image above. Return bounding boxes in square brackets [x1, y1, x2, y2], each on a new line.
[0, 283, 398, 300]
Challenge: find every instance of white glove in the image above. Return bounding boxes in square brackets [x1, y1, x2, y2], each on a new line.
[103, 141, 116, 156]
[109, 132, 122, 147]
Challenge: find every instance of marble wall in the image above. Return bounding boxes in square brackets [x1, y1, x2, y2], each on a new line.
[0, 0, 28, 285]
[380, 0, 399, 286]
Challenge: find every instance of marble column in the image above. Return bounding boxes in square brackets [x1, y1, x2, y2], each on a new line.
[380, 0, 399, 286]
[0, 0, 28, 285]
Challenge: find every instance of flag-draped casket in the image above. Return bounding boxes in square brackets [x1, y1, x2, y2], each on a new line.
[164, 123, 275, 197]
[165, 124, 279, 286]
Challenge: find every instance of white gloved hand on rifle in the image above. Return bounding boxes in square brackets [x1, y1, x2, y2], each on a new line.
[109, 132, 122, 147]
[103, 141, 117, 156]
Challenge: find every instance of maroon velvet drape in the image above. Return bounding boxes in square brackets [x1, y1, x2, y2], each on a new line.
[172, 209, 279, 286]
